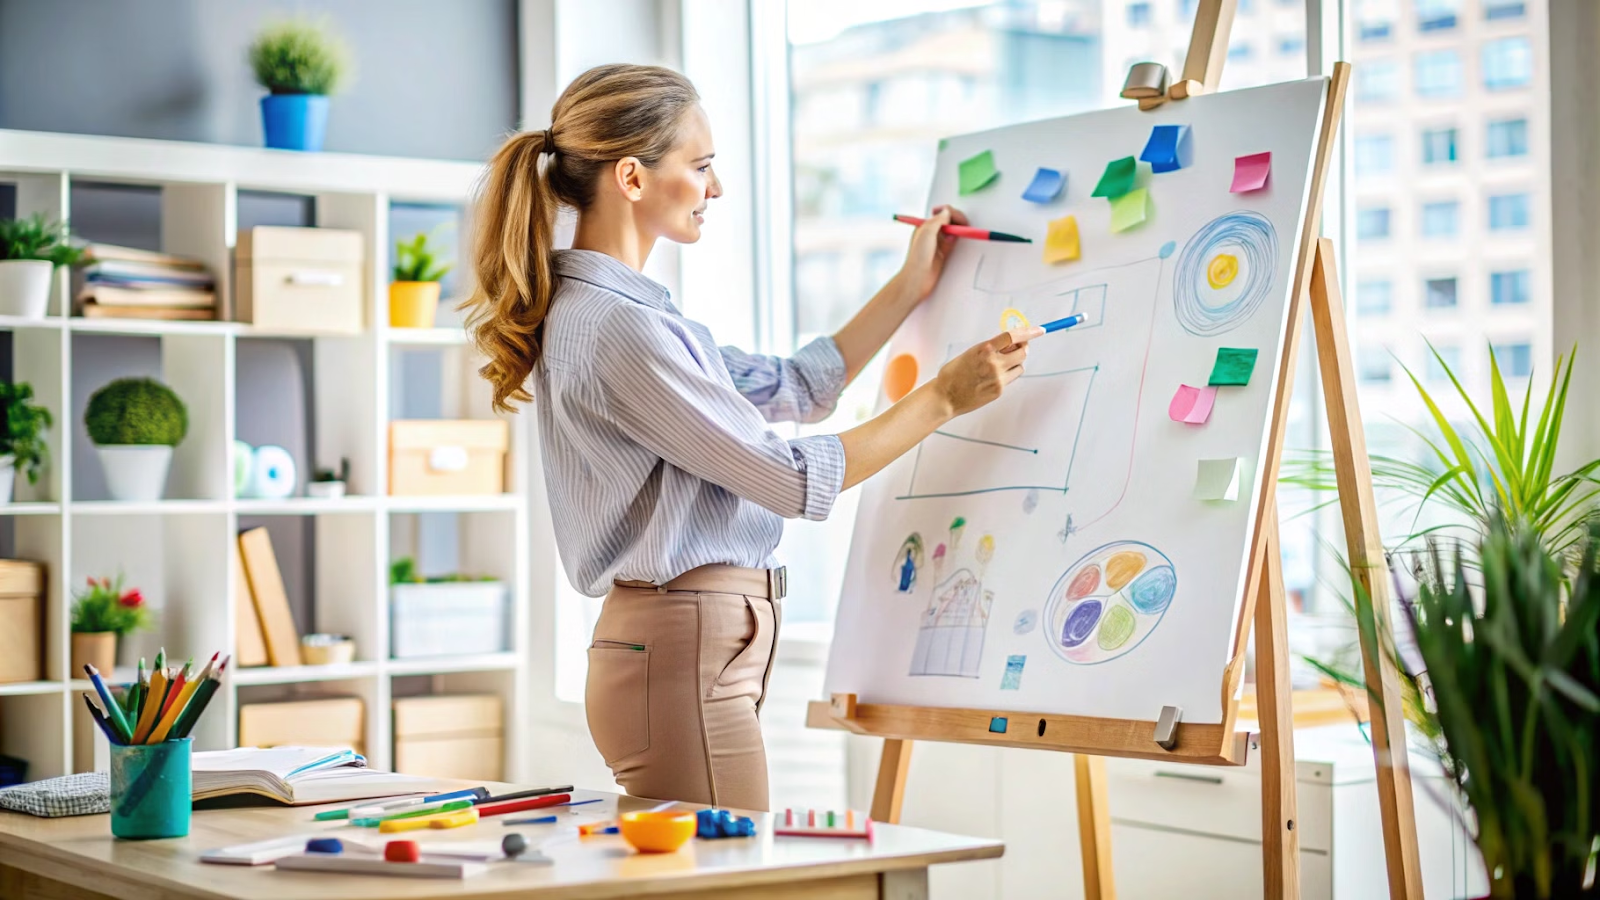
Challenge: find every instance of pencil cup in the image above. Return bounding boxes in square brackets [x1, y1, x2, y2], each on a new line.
[110, 738, 191, 839]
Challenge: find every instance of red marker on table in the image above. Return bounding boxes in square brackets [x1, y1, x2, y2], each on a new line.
[892, 214, 1031, 243]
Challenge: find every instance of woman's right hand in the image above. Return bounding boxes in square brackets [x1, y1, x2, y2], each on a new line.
[934, 328, 1045, 416]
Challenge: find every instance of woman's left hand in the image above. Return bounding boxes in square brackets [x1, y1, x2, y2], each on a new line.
[898, 205, 967, 304]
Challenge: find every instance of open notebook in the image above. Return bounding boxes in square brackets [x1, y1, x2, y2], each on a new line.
[192, 747, 440, 805]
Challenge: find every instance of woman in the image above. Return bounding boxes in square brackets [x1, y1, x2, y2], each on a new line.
[465, 64, 1041, 811]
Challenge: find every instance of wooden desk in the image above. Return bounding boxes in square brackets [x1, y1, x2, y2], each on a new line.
[0, 787, 1002, 900]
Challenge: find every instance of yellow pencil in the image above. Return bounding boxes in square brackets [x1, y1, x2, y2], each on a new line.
[147, 654, 216, 744]
[130, 664, 168, 744]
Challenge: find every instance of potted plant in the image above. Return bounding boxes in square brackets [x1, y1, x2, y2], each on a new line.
[248, 17, 351, 152]
[70, 573, 153, 676]
[85, 377, 188, 502]
[388, 556, 507, 659]
[0, 214, 82, 318]
[0, 382, 52, 504]
[308, 457, 349, 499]
[389, 230, 453, 328]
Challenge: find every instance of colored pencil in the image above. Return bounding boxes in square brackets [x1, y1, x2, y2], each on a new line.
[81, 693, 122, 745]
[131, 658, 168, 744]
[892, 214, 1031, 243]
[169, 658, 227, 740]
[83, 664, 133, 743]
[148, 653, 215, 744]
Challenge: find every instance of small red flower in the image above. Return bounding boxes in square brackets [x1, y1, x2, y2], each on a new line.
[118, 589, 144, 608]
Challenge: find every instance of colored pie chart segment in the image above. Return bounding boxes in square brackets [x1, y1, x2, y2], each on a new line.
[1044, 540, 1178, 664]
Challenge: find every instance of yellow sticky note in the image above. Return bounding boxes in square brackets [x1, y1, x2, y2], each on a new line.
[1109, 188, 1150, 233]
[1043, 215, 1080, 264]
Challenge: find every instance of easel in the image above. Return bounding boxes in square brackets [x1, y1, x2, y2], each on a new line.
[809, 3, 1425, 898]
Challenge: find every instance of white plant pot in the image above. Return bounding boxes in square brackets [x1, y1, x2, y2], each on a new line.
[96, 445, 173, 502]
[0, 260, 54, 319]
[306, 480, 346, 499]
[0, 455, 14, 504]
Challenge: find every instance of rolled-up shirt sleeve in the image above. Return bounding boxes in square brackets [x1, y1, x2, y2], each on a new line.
[719, 336, 846, 425]
[595, 305, 845, 521]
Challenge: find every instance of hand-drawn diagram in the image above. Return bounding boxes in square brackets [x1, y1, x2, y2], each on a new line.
[1043, 540, 1177, 665]
[1173, 211, 1279, 336]
[892, 533, 925, 593]
[910, 521, 997, 678]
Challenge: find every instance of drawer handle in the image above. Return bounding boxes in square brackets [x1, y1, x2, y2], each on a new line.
[1153, 770, 1224, 785]
[428, 446, 469, 472]
[286, 270, 345, 287]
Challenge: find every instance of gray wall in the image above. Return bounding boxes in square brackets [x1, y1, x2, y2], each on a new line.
[0, 0, 519, 161]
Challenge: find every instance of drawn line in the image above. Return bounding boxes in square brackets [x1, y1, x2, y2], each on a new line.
[1060, 364, 1100, 492]
[930, 431, 1039, 454]
[895, 484, 1072, 501]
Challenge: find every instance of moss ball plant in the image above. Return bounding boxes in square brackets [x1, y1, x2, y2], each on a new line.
[85, 378, 188, 446]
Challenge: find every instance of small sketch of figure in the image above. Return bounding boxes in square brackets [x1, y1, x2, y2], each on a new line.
[891, 533, 925, 594]
[898, 547, 917, 592]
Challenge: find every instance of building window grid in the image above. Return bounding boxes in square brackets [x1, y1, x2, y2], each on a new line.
[1488, 192, 1532, 231]
[1486, 118, 1529, 158]
[1422, 200, 1460, 238]
[1414, 49, 1462, 97]
[1421, 126, 1459, 164]
[1490, 268, 1532, 305]
[1425, 276, 1460, 309]
[1483, 36, 1533, 90]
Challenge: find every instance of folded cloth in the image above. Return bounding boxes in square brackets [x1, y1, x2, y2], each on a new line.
[0, 772, 109, 817]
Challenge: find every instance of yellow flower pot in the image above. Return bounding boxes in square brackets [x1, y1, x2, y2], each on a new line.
[389, 281, 442, 329]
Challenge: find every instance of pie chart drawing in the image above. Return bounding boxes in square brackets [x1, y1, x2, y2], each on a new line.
[1043, 540, 1177, 664]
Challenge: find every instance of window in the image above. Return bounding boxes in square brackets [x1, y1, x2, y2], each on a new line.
[1484, 1, 1525, 19]
[1492, 342, 1533, 377]
[1421, 127, 1458, 164]
[1425, 277, 1459, 308]
[1416, 0, 1459, 31]
[1414, 50, 1462, 97]
[1491, 268, 1531, 305]
[1355, 134, 1395, 174]
[1488, 193, 1531, 230]
[1357, 279, 1393, 315]
[1127, 2, 1151, 27]
[1359, 20, 1392, 41]
[1228, 43, 1254, 62]
[1483, 37, 1532, 89]
[1358, 206, 1392, 239]
[1278, 36, 1305, 56]
[1486, 118, 1529, 158]
[1425, 344, 1463, 383]
[1422, 200, 1459, 237]
[1359, 346, 1394, 383]
[1356, 60, 1400, 101]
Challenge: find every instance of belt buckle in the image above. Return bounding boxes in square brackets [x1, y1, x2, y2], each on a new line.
[767, 566, 787, 600]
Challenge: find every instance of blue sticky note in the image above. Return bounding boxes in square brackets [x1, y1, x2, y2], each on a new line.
[1021, 167, 1065, 203]
[1139, 124, 1193, 174]
[1001, 654, 1026, 690]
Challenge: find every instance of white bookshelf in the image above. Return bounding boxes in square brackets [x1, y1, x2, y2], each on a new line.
[0, 128, 531, 784]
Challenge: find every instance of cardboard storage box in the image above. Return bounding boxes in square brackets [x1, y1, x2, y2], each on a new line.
[390, 581, 509, 659]
[388, 420, 509, 496]
[235, 226, 364, 333]
[393, 694, 503, 781]
[238, 697, 365, 756]
[0, 561, 43, 684]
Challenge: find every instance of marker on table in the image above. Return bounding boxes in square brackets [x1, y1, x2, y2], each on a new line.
[892, 214, 1031, 243]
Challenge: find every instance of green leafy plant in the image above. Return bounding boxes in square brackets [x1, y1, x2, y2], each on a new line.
[1395, 514, 1600, 899]
[0, 214, 83, 268]
[313, 458, 350, 483]
[389, 556, 497, 585]
[248, 17, 351, 95]
[70, 573, 154, 636]
[85, 378, 188, 447]
[392, 230, 453, 283]
[0, 382, 52, 485]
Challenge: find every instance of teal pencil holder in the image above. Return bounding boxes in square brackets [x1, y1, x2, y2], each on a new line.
[110, 738, 191, 840]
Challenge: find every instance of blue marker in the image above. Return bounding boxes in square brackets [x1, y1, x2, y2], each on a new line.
[1041, 313, 1086, 333]
[503, 815, 558, 826]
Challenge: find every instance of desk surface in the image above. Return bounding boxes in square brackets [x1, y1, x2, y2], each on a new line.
[0, 786, 1002, 900]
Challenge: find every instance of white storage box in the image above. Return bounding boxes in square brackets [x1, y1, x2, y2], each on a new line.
[390, 582, 509, 658]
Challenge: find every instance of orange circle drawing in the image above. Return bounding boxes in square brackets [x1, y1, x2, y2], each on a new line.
[884, 354, 919, 402]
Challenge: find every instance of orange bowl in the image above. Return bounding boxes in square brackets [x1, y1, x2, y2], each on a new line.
[619, 810, 697, 853]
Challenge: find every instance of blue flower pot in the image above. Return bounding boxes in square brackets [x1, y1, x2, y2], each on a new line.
[260, 94, 329, 152]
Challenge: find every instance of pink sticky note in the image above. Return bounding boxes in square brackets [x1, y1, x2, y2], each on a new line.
[1168, 384, 1218, 424]
[1231, 152, 1271, 193]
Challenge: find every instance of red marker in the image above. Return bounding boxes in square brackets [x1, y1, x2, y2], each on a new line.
[893, 214, 1032, 243]
[474, 793, 572, 818]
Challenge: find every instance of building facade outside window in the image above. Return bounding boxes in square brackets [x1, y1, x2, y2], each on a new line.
[1488, 192, 1531, 230]
[1482, 36, 1532, 89]
[1414, 49, 1462, 96]
[1358, 206, 1392, 239]
[1422, 199, 1459, 237]
[1357, 278, 1393, 314]
[1356, 59, 1401, 101]
[1424, 343, 1464, 382]
[1355, 134, 1395, 174]
[1486, 117, 1529, 157]
[1492, 341, 1533, 377]
[1490, 268, 1531, 305]
[1420, 126, 1458, 164]
[1425, 276, 1459, 308]
[1416, 0, 1460, 31]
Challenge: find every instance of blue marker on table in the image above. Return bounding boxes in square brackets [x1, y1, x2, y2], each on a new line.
[503, 815, 559, 826]
[1041, 313, 1086, 333]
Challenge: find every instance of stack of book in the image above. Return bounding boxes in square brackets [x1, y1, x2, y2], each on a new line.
[75, 243, 216, 320]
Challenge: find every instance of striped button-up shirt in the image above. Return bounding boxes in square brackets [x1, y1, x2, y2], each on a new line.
[534, 249, 848, 597]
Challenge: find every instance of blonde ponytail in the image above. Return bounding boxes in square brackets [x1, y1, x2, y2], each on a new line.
[463, 64, 700, 413]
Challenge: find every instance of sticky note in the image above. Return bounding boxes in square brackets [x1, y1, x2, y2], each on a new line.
[1091, 156, 1137, 198]
[1209, 348, 1259, 386]
[1195, 457, 1244, 501]
[1109, 188, 1150, 232]
[1022, 167, 1065, 203]
[1001, 655, 1026, 690]
[1139, 124, 1193, 173]
[1043, 215, 1080, 264]
[1231, 152, 1272, 193]
[938, 138, 949, 151]
[959, 150, 1000, 195]
[1168, 384, 1217, 424]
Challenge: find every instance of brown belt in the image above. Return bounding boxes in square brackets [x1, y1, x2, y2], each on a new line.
[613, 563, 787, 600]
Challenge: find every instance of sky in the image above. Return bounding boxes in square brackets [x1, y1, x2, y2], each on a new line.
[787, 0, 991, 45]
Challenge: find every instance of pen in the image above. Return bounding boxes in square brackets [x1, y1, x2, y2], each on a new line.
[475, 785, 573, 805]
[892, 214, 1031, 243]
[351, 798, 473, 827]
[319, 787, 489, 821]
[503, 815, 558, 826]
[1041, 313, 1086, 333]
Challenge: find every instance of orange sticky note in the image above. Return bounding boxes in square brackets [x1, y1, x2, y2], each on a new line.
[1043, 215, 1080, 264]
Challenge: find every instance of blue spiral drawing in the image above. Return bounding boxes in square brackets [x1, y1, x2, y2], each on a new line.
[1173, 211, 1279, 336]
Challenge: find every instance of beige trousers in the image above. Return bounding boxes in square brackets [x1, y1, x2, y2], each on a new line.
[585, 564, 782, 811]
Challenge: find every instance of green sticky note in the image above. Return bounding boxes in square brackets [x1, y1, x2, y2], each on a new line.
[938, 138, 949, 151]
[1209, 348, 1259, 386]
[958, 150, 999, 195]
[1108, 188, 1149, 232]
[1091, 156, 1137, 198]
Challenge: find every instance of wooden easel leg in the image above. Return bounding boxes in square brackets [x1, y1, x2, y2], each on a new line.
[1256, 510, 1300, 899]
[870, 738, 913, 824]
[1073, 754, 1116, 900]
